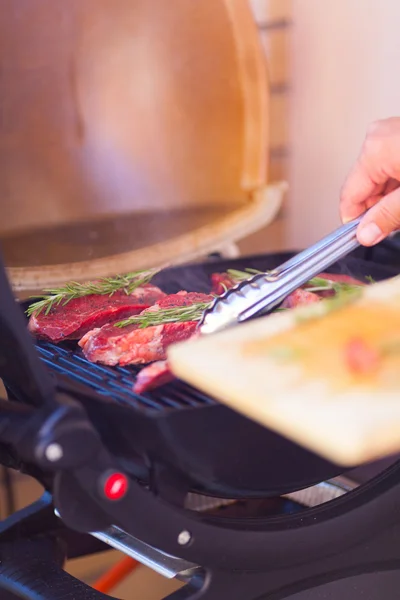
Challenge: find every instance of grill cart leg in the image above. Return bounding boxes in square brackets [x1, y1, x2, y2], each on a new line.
[1, 494, 400, 600]
[0, 494, 114, 600]
[0, 537, 116, 600]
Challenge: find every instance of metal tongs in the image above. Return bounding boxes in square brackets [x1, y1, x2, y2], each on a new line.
[199, 216, 362, 335]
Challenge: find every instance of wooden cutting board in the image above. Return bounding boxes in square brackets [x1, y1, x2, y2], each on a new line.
[168, 277, 400, 467]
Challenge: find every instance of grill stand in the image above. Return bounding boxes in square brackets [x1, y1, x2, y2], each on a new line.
[1, 248, 400, 598]
[1, 466, 400, 600]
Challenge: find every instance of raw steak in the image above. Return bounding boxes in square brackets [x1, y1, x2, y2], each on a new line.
[212, 273, 320, 308]
[212, 271, 364, 293]
[211, 273, 237, 295]
[133, 360, 174, 394]
[281, 273, 365, 307]
[79, 292, 212, 366]
[28, 285, 166, 343]
[135, 274, 366, 392]
[211, 271, 365, 306]
[281, 288, 321, 309]
[132, 288, 321, 392]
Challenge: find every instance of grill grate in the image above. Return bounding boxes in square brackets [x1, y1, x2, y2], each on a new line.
[36, 341, 216, 414]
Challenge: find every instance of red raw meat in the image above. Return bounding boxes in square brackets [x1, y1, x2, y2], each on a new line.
[282, 274, 365, 308]
[28, 285, 166, 343]
[133, 360, 174, 394]
[211, 273, 236, 295]
[211, 271, 365, 298]
[308, 273, 365, 298]
[79, 292, 212, 366]
[281, 288, 321, 309]
[133, 283, 334, 393]
[135, 273, 368, 392]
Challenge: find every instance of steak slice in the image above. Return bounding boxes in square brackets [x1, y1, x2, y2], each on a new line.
[134, 273, 368, 392]
[211, 273, 237, 295]
[282, 274, 365, 308]
[133, 360, 174, 394]
[79, 292, 212, 366]
[211, 271, 365, 306]
[28, 285, 166, 343]
[281, 288, 321, 309]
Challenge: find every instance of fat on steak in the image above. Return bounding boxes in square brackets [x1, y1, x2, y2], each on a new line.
[79, 292, 212, 366]
[28, 285, 166, 343]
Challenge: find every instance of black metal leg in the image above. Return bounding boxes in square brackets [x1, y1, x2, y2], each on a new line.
[0, 537, 118, 600]
[0, 493, 109, 560]
[0, 520, 399, 600]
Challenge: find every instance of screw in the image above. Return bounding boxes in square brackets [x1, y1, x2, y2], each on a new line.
[44, 443, 63, 462]
[177, 530, 192, 546]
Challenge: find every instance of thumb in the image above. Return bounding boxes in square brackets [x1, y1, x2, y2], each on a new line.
[357, 187, 400, 246]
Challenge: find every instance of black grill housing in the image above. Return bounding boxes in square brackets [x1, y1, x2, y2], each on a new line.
[28, 249, 400, 499]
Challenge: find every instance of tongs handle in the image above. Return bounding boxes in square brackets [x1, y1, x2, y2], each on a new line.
[200, 216, 362, 334]
[271, 217, 362, 279]
[238, 216, 362, 322]
[0, 250, 55, 407]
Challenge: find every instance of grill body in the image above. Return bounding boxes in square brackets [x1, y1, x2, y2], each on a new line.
[26, 249, 400, 499]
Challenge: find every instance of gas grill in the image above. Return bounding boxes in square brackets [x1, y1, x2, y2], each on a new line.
[0, 240, 400, 599]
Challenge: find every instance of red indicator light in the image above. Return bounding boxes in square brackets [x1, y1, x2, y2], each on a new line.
[103, 472, 128, 501]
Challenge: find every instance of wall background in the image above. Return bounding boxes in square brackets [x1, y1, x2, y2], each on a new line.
[243, 0, 400, 254]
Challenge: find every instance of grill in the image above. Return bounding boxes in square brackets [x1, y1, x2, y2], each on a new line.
[1, 243, 400, 599]
[36, 341, 214, 413]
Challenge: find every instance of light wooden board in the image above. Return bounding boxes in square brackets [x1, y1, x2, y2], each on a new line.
[168, 277, 400, 467]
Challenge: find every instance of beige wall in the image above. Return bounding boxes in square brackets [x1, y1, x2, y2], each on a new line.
[245, 0, 400, 254]
[288, 0, 400, 248]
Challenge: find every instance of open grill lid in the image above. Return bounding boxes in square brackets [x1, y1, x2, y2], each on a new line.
[0, 0, 286, 294]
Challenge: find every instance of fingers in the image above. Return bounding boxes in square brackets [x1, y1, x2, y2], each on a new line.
[340, 159, 382, 223]
[340, 118, 400, 223]
[357, 186, 400, 245]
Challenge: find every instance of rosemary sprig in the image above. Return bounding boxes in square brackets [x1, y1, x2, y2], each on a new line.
[227, 268, 263, 281]
[115, 302, 212, 329]
[112, 269, 367, 330]
[26, 269, 158, 317]
[227, 269, 365, 295]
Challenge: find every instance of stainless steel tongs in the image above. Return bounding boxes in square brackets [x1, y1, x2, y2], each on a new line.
[199, 216, 363, 335]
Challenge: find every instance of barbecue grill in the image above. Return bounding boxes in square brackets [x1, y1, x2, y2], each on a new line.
[0, 240, 400, 600]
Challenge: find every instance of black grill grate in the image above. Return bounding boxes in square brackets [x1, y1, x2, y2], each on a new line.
[36, 341, 215, 414]
[32, 250, 400, 416]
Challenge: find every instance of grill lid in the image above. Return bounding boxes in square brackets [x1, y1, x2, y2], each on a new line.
[0, 0, 280, 293]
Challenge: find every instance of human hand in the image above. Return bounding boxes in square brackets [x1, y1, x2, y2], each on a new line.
[340, 117, 400, 246]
